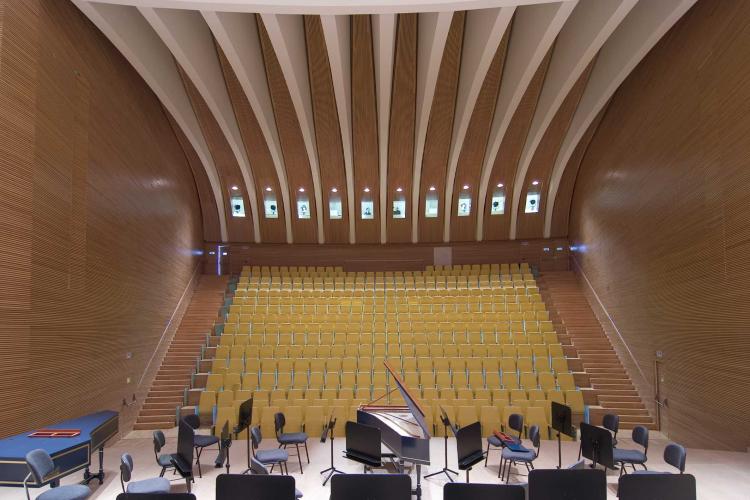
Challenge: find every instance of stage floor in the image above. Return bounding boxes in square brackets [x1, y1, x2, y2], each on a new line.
[3, 429, 747, 499]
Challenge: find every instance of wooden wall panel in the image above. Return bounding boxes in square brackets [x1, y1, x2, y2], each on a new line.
[0, 0, 203, 437]
[304, 15, 349, 244]
[257, 16, 318, 244]
[218, 45, 286, 243]
[549, 105, 605, 237]
[569, 0, 750, 451]
[165, 110, 222, 243]
[483, 48, 552, 241]
[385, 13, 417, 243]
[351, 15, 380, 244]
[449, 26, 510, 242]
[177, 64, 253, 243]
[209, 238, 570, 274]
[516, 58, 594, 239]
[418, 12, 464, 243]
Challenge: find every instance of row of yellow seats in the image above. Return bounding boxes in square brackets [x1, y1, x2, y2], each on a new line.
[234, 287, 539, 298]
[210, 355, 569, 378]
[240, 262, 529, 275]
[204, 369, 576, 394]
[239, 275, 535, 285]
[213, 343, 565, 362]
[235, 282, 537, 292]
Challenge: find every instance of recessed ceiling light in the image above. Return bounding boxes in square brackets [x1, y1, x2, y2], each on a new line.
[429, 186, 436, 191]
[497, 183, 504, 188]
[363, 187, 370, 193]
[396, 187, 403, 192]
[298, 187, 305, 193]
[463, 185, 470, 190]
[531, 180, 540, 186]
[265, 186, 272, 192]
[331, 187, 338, 193]
[231, 185, 239, 191]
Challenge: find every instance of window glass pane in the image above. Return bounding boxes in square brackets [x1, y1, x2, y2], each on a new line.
[490, 195, 505, 215]
[361, 200, 374, 219]
[392, 200, 406, 219]
[231, 196, 245, 218]
[425, 198, 438, 218]
[525, 193, 540, 213]
[457, 195, 471, 216]
[329, 198, 342, 219]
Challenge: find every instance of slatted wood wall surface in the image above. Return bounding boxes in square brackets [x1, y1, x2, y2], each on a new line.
[0, 0, 203, 437]
[569, 0, 750, 451]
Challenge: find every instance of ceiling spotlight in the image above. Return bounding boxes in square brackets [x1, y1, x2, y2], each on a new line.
[531, 180, 540, 186]
[265, 186, 272, 192]
[331, 187, 338, 193]
[364, 187, 370, 193]
[231, 185, 239, 191]
[463, 185, 470, 190]
[429, 186, 436, 191]
[396, 187, 403, 192]
[497, 183, 504, 188]
[298, 187, 305, 193]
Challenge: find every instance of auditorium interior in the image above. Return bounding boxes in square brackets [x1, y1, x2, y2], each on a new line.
[0, 0, 748, 499]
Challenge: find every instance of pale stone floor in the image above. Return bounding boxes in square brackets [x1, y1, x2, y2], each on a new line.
[5, 429, 749, 499]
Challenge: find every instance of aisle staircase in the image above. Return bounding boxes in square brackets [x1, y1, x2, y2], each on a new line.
[133, 275, 229, 430]
[537, 271, 655, 430]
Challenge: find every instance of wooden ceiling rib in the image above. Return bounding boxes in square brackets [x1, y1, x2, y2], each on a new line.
[177, 63, 254, 243]
[385, 13, 417, 243]
[449, 24, 511, 242]
[351, 14, 380, 244]
[550, 105, 606, 238]
[218, 44, 287, 244]
[515, 57, 595, 240]
[165, 110, 222, 242]
[483, 47, 552, 241]
[304, 15, 350, 244]
[257, 14, 318, 244]
[417, 11, 465, 243]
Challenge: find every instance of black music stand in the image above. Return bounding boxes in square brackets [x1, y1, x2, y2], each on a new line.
[320, 417, 344, 485]
[425, 406, 458, 482]
[455, 422, 484, 483]
[216, 473, 297, 500]
[330, 473, 412, 500]
[218, 421, 231, 474]
[171, 419, 196, 493]
[550, 401, 575, 469]
[618, 473, 696, 500]
[528, 468, 607, 500]
[234, 398, 253, 474]
[344, 421, 383, 472]
[444, 483, 526, 500]
[580, 422, 616, 471]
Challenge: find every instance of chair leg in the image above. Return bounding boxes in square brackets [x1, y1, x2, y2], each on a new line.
[296, 444, 303, 473]
[159, 467, 166, 477]
[498, 458, 503, 478]
[484, 443, 490, 466]
[304, 441, 310, 463]
[195, 448, 203, 478]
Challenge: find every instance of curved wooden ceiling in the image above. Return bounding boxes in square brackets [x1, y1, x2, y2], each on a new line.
[74, 0, 698, 244]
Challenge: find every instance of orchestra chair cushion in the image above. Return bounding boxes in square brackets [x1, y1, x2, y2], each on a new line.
[256, 449, 289, 463]
[277, 432, 308, 445]
[613, 448, 646, 464]
[194, 435, 220, 448]
[37, 487, 91, 500]
[126, 477, 171, 494]
[501, 447, 536, 462]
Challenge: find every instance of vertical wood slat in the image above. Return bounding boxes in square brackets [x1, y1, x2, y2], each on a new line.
[0, 0, 203, 437]
[351, 15, 380, 244]
[569, 0, 750, 451]
[417, 11, 464, 243]
[385, 13, 417, 243]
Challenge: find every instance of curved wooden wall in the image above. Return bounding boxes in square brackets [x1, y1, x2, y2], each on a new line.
[569, 0, 750, 451]
[0, 0, 203, 437]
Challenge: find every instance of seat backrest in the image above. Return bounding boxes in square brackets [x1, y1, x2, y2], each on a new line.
[216, 474, 296, 500]
[508, 413, 524, 435]
[274, 412, 286, 435]
[250, 425, 262, 449]
[602, 414, 619, 435]
[25, 449, 54, 484]
[444, 483, 525, 500]
[664, 443, 686, 473]
[153, 430, 166, 456]
[528, 425, 541, 451]
[250, 457, 269, 475]
[632, 426, 649, 451]
[183, 413, 200, 430]
[120, 453, 134, 483]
